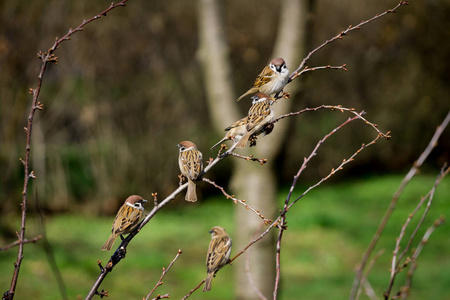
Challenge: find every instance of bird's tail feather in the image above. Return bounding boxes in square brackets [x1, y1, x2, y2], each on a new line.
[185, 180, 197, 202]
[100, 234, 117, 251]
[203, 273, 214, 292]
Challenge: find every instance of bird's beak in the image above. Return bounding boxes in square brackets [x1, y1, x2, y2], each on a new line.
[176, 144, 181, 148]
[209, 230, 213, 234]
[142, 199, 148, 203]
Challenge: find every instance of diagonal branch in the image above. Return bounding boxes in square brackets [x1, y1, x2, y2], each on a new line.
[144, 249, 182, 300]
[350, 109, 450, 299]
[290, 64, 347, 81]
[399, 216, 445, 299]
[3, 2, 130, 300]
[231, 110, 386, 266]
[384, 165, 450, 299]
[202, 178, 272, 224]
[289, 0, 409, 82]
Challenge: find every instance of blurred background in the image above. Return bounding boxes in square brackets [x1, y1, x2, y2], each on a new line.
[0, 0, 449, 299]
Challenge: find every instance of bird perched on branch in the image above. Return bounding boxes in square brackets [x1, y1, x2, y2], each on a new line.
[211, 117, 248, 150]
[204, 226, 232, 292]
[177, 140, 203, 202]
[237, 57, 289, 101]
[101, 195, 147, 251]
[236, 93, 276, 148]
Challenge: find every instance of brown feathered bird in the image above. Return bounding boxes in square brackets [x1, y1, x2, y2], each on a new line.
[236, 93, 276, 148]
[204, 226, 232, 292]
[237, 57, 289, 101]
[177, 140, 203, 202]
[101, 195, 147, 251]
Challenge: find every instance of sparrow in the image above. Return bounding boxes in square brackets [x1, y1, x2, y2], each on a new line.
[204, 226, 232, 292]
[237, 57, 289, 101]
[236, 93, 276, 148]
[101, 195, 147, 251]
[210, 117, 248, 150]
[177, 141, 203, 202]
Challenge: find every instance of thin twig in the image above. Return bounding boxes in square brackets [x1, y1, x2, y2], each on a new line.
[399, 216, 445, 299]
[0, 236, 42, 252]
[144, 249, 182, 300]
[272, 105, 390, 140]
[290, 64, 347, 81]
[246, 227, 269, 300]
[228, 152, 267, 165]
[384, 165, 449, 299]
[150, 294, 170, 300]
[350, 109, 450, 299]
[289, 0, 409, 82]
[180, 279, 206, 300]
[273, 222, 285, 300]
[273, 111, 383, 298]
[357, 249, 385, 300]
[2, 2, 130, 300]
[202, 178, 272, 224]
[232, 112, 385, 266]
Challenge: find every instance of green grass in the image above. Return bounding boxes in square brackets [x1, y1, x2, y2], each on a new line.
[0, 174, 449, 299]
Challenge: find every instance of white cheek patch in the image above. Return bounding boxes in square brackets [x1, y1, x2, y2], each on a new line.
[126, 202, 143, 210]
[181, 146, 194, 152]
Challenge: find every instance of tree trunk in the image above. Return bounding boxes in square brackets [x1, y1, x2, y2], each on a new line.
[198, 0, 307, 298]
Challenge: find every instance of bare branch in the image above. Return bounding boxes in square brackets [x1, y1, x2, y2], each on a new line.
[272, 105, 390, 140]
[0, 236, 42, 252]
[231, 112, 385, 267]
[273, 223, 285, 300]
[202, 178, 272, 224]
[149, 294, 170, 300]
[290, 64, 347, 81]
[144, 249, 182, 300]
[289, 0, 409, 82]
[180, 279, 206, 300]
[228, 152, 268, 165]
[273, 110, 385, 298]
[356, 249, 385, 300]
[4, 3, 130, 298]
[384, 165, 450, 299]
[246, 229, 269, 300]
[351, 109, 450, 299]
[399, 216, 445, 299]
